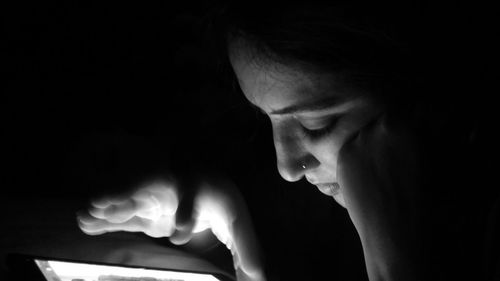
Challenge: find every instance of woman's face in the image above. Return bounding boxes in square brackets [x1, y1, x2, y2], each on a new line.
[229, 41, 383, 207]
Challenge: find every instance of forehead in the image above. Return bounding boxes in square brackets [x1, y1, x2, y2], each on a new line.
[228, 40, 349, 113]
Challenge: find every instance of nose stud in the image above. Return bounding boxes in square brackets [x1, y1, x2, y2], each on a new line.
[301, 163, 307, 169]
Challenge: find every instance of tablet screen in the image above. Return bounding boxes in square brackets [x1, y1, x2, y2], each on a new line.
[34, 259, 221, 281]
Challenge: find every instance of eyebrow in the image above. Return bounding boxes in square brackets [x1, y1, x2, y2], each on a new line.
[268, 96, 346, 116]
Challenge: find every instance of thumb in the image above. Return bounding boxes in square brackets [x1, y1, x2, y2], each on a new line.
[231, 216, 266, 281]
[236, 267, 267, 281]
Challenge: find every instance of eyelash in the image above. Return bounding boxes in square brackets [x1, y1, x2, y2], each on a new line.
[302, 117, 340, 139]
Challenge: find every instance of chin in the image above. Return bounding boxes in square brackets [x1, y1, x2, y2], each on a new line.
[333, 192, 346, 208]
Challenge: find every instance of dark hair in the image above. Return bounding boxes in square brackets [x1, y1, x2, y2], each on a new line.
[205, 0, 492, 133]
[206, 1, 425, 111]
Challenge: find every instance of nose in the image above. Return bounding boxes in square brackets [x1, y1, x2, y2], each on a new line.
[273, 124, 318, 182]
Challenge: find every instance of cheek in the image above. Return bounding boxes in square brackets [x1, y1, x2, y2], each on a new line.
[307, 121, 361, 176]
[308, 136, 343, 175]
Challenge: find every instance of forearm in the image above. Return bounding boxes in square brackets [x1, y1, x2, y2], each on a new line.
[358, 227, 423, 281]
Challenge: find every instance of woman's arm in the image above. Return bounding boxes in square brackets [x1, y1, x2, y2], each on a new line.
[338, 113, 426, 281]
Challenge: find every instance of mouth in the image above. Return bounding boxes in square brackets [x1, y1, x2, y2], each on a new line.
[314, 183, 341, 196]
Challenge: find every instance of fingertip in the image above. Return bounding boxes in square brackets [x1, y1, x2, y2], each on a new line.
[90, 197, 110, 208]
[169, 213, 197, 244]
[76, 216, 85, 229]
[76, 211, 96, 224]
[168, 229, 194, 245]
[88, 206, 106, 219]
[168, 235, 191, 245]
[76, 217, 96, 234]
[80, 227, 106, 236]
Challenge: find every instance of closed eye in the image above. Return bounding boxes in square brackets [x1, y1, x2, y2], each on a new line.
[301, 116, 340, 139]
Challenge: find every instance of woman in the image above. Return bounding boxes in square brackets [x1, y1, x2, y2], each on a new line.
[77, 1, 498, 280]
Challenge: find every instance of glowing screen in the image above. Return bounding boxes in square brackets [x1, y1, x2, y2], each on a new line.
[34, 259, 220, 281]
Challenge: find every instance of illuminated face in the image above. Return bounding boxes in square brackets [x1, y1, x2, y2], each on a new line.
[229, 40, 383, 207]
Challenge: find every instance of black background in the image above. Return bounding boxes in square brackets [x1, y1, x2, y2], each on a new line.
[2, 1, 497, 280]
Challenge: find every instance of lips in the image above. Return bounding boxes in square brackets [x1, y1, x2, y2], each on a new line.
[314, 183, 340, 196]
